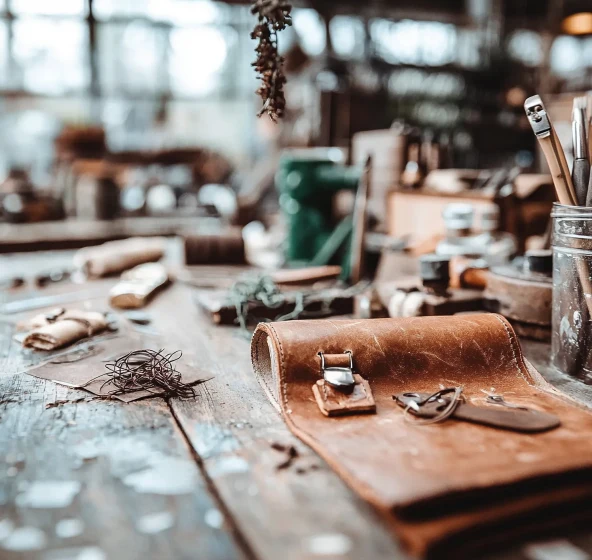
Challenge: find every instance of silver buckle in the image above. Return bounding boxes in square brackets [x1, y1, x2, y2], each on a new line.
[319, 351, 355, 392]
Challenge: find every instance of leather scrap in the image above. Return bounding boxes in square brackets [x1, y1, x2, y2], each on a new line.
[313, 374, 376, 417]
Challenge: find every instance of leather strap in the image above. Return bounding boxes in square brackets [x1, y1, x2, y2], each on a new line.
[394, 391, 561, 433]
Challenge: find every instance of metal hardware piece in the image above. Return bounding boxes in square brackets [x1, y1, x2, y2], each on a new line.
[319, 351, 356, 392]
[485, 394, 529, 411]
[524, 95, 552, 138]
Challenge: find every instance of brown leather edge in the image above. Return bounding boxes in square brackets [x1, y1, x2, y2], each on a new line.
[251, 322, 388, 508]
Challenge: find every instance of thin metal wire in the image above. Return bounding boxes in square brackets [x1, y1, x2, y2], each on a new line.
[84, 348, 198, 399]
[401, 387, 464, 426]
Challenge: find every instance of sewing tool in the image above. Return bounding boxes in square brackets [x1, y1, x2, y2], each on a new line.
[276, 149, 360, 273]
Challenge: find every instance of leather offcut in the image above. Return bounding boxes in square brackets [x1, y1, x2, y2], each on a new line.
[251, 314, 592, 558]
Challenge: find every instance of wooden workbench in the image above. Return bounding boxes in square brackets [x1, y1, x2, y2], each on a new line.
[1, 250, 592, 560]
[0, 216, 220, 253]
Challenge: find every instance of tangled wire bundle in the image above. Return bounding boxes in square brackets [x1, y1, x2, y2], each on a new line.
[251, 0, 292, 121]
[98, 349, 197, 399]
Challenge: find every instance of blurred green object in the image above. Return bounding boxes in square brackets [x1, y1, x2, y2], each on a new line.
[276, 149, 361, 275]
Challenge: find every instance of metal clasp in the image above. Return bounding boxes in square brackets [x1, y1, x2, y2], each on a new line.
[319, 351, 355, 392]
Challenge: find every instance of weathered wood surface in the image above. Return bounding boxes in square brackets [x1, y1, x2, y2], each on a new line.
[0, 216, 219, 253]
[0, 254, 405, 560]
[0, 253, 247, 560]
[158, 286, 403, 560]
[0, 366, 248, 560]
[4, 250, 592, 560]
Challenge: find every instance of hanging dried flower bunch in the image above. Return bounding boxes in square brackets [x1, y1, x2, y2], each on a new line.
[251, 0, 292, 122]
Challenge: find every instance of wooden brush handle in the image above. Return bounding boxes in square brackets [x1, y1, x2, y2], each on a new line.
[539, 133, 577, 205]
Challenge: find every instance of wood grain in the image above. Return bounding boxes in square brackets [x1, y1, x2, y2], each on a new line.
[0, 372, 249, 560]
[153, 284, 405, 560]
[0, 315, 249, 560]
[6, 250, 592, 560]
[0, 216, 219, 253]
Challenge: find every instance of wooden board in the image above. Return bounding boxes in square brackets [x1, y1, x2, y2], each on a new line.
[0, 216, 219, 253]
[5, 251, 592, 560]
[0, 362, 248, 560]
[0, 261, 405, 560]
[150, 284, 404, 560]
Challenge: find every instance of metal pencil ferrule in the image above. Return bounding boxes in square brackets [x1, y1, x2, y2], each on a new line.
[524, 96, 551, 137]
[319, 350, 355, 393]
[573, 115, 588, 159]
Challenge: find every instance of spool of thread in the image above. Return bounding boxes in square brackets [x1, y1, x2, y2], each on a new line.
[184, 230, 246, 265]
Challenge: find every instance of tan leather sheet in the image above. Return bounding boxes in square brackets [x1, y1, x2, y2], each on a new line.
[251, 314, 592, 557]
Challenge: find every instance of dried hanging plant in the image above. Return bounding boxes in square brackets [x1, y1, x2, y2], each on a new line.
[251, 0, 292, 122]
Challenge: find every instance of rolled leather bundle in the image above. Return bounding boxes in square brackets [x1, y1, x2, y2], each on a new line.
[22, 309, 108, 351]
[74, 237, 166, 278]
[252, 314, 592, 558]
[109, 262, 170, 309]
[183, 230, 245, 265]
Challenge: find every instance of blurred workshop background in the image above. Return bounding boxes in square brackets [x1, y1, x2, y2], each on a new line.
[0, 0, 592, 253]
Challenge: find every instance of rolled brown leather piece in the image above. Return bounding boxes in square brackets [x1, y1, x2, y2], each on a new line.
[22, 309, 108, 351]
[183, 230, 245, 265]
[74, 237, 166, 278]
[252, 314, 592, 557]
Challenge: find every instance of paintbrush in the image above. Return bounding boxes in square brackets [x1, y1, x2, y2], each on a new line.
[572, 96, 590, 206]
[586, 92, 592, 206]
[587, 92, 592, 158]
[524, 95, 577, 206]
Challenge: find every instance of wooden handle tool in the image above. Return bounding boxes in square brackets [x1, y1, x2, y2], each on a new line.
[525, 95, 577, 206]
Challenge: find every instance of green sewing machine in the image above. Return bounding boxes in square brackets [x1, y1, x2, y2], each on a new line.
[276, 148, 366, 281]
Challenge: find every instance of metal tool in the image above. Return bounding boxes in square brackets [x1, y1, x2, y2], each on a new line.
[572, 96, 590, 206]
[524, 95, 577, 206]
[0, 289, 104, 315]
[319, 351, 355, 392]
[485, 394, 529, 411]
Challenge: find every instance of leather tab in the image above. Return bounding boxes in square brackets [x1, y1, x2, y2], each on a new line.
[394, 391, 561, 433]
[313, 374, 376, 417]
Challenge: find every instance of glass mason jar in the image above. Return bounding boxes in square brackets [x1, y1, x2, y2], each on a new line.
[552, 203, 592, 378]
